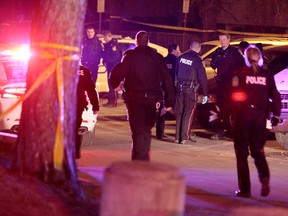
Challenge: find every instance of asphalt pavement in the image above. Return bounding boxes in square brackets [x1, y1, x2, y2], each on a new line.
[78, 98, 288, 216]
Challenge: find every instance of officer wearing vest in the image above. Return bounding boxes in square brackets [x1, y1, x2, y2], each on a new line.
[231, 46, 281, 198]
[156, 44, 181, 140]
[174, 41, 208, 144]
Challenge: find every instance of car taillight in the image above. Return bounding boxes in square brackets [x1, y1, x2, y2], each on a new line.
[1, 87, 26, 99]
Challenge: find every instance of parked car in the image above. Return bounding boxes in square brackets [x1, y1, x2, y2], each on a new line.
[267, 45, 288, 149]
[0, 43, 98, 146]
[96, 36, 168, 93]
[197, 38, 288, 148]
[0, 44, 28, 133]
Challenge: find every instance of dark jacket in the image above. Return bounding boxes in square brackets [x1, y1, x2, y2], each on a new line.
[81, 37, 103, 67]
[77, 66, 99, 112]
[110, 45, 175, 107]
[231, 66, 281, 116]
[176, 50, 208, 96]
[165, 53, 177, 86]
[211, 45, 245, 86]
[103, 38, 122, 72]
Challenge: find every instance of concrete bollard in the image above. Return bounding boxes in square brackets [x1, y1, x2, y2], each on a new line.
[100, 161, 186, 216]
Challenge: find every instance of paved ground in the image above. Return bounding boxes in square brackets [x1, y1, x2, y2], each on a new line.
[78, 98, 288, 216]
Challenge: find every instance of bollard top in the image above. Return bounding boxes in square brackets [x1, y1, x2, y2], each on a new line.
[105, 161, 183, 180]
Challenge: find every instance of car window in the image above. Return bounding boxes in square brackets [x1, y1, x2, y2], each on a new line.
[119, 42, 135, 54]
[0, 60, 27, 83]
[266, 51, 288, 75]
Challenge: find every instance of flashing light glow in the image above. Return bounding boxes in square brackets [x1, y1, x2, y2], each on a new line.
[1, 44, 31, 62]
[231, 91, 247, 102]
[12, 45, 31, 61]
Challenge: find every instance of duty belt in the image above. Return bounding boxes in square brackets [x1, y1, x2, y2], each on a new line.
[177, 80, 194, 88]
[125, 92, 161, 99]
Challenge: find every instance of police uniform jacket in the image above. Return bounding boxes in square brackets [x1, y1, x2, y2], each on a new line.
[211, 45, 245, 85]
[103, 38, 122, 72]
[77, 66, 100, 112]
[176, 50, 208, 96]
[81, 37, 103, 67]
[165, 53, 177, 86]
[110, 45, 175, 107]
[231, 66, 281, 116]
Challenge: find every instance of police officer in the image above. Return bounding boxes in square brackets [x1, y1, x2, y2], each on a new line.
[231, 46, 281, 197]
[76, 66, 100, 159]
[81, 27, 103, 84]
[210, 32, 245, 139]
[110, 31, 175, 161]
[156, 44, 180, 140]
[102, 31, 122, 107]
[174, 41, 208, 144]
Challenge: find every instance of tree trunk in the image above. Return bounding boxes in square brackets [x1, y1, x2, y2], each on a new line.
[195, 0, 219, 41]
[15, 0, 87, 192]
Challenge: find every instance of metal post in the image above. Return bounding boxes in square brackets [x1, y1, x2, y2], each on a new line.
[99, 13, 102, 34]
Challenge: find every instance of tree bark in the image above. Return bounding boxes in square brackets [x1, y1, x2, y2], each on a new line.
[15, 0, 87, 192]
[195, 0, 220, 41]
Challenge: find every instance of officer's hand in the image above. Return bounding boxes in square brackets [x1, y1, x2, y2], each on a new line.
[202, 96, 208, 104]
[165, 107, 172, 112]
[209, 110, 218, 122]
[114, 82, 124, 91]
[271, 116, 280, 127]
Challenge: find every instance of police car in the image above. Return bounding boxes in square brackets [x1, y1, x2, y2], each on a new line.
[0, 43, 98, 145]
[0, 44, 28, 133]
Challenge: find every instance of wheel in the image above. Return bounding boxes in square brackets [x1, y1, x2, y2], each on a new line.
[80, 126, 96, 146]
[275, 132, 288, 149]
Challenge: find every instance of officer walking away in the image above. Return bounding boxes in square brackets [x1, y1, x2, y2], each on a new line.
[76, 66, 100, 159]
[102, 31, 122, 107]
[231, 46, 281, 198]
[174, 41, 208, 145]
[110, 31, 175, 161]
[81, 26, 103, 84]
[156, 43, 181, 140]
[210, 32, 245, 140]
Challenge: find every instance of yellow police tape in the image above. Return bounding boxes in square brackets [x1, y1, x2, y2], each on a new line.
[110, 16, 288, 38]
[0, 42, 80, 171]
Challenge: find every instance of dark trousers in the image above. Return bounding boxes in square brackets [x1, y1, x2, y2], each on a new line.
[107, 70, 118, 105]
[234, 109, 270, 193]
[75, 107, 84, 158]
[174, 86, 197, 141]
[215, 82, 233, 136]
[87, 63, 99, 84]
[156, 99, 165, 138]
[126, 96, 159, 160]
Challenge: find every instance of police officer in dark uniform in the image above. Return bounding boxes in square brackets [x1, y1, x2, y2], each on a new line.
[231, 46, 281, 198]
[174, 41, 208, 144]
[81, 27, 103, 84]
[210, 33, 245, 139]
[102, 31, 122, 107]
[156, 44, 180, 139]
[76, 65, 100, 159]
[110, 31, 175, 161]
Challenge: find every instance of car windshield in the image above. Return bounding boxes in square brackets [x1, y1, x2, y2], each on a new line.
[0, 60, 27, 84]
[0, 22, 30, 85]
